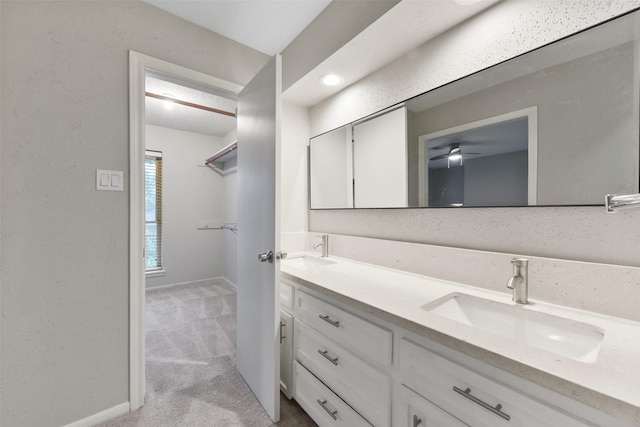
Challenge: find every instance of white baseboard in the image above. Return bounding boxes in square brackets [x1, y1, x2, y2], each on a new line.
[62, 402, 130, 427]
[146, 277, 236, 292]
[221, 277, 237, 291]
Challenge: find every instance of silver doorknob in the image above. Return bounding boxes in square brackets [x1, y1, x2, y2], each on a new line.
[275, 250, 287, 260]
[258, 251, 273, 263]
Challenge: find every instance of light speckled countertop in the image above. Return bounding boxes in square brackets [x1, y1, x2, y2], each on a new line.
[281, 252, 640, 425]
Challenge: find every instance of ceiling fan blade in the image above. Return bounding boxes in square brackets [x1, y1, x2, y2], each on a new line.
[429, 153, 449, 161]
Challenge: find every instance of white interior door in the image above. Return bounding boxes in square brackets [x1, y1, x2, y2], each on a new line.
[236, 55, 282, 422]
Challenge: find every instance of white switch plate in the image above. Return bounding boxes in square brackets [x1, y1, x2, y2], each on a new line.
[96, 170, 124, 191]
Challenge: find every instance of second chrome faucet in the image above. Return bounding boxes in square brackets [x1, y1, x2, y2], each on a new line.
[506, 258, 529, 304]
[313, 234, 329, 258]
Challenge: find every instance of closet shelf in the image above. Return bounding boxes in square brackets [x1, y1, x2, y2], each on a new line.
[205, 141, 237, 167]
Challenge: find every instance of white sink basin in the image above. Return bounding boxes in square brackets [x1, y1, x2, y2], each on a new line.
[422, 293, 604, 363]
[283, 255, 336, 270]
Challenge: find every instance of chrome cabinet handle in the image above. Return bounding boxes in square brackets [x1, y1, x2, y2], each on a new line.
[453, 386, 511, 421]
[317, 349, 339, 366]
[279, 321, 286, 344]
[319, 314, 340, 327]
[413, 414, 423, 426]
[316, 399, 338, 420]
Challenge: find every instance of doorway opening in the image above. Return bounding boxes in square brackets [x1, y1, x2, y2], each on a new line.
[129, 52, 244, 410]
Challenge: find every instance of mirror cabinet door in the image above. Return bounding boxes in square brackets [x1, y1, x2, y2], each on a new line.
[353, 107, 408, 208]
[309, 126, 353, 209]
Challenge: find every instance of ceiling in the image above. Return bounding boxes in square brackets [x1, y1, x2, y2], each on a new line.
[142, 0, 331, 55]
[145, 74, 237, 137]
[283, 0, 501, 107]
[142, 0, 500, 136]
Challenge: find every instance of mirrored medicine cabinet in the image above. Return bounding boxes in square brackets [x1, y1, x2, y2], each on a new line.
[309, 9, 640, 209]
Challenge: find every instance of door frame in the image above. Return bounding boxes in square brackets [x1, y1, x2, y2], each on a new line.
[417, 106, 538, 207]
[128, 51, 243, 410]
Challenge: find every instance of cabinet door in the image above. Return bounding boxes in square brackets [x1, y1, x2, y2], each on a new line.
[279, 310, 294, 399]
[395, 384, 469, 427]
[353, 107, 408, 208]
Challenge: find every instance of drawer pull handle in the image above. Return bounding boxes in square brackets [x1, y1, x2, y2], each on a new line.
[318, 349, 339, 366]
[413, 414, 423, 426]
[319, 314, 340, 327]
[279, 321, 286, 344]
[453, 386, 511, 421]
[317, 399, 338, 420]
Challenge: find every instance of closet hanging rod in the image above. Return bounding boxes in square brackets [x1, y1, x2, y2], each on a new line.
[145, 92, 236, 118]
[205, 141, 237, 165]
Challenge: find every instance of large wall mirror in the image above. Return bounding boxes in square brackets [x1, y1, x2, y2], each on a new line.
[310, 9, 640, 209]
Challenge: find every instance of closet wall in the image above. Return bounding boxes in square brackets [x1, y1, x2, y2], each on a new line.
[221, 130, 239, 286]
[145, 124, 228, 288]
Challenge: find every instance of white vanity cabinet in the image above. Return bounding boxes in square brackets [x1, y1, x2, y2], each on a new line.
[294, 361, 372, 427]
[395, 384, 469, 427]
[284, 277, 635, 427]
[293, 289, 392, 427]
[398, 338, 593, 427]
[279, 281, 295, 399]
[296, 291, 392, 366]
[279, 309, 293, 399]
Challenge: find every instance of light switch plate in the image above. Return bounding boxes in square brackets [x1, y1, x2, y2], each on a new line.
[96, 169, 124, 191]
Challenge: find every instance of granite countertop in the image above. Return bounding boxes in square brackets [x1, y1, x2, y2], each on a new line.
[281, 252, 640, 425]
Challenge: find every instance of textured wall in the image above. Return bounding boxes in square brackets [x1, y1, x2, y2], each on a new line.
[145, 125, 227, 289]
[310, 0, 640, 134]
[281, 102, 310, 232]
[281, 0, 399, 90]
[0, 2, 268, 426]
[309, 0, 640, 268]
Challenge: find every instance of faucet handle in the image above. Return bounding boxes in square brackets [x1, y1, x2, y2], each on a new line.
[511, 258, 528, 274]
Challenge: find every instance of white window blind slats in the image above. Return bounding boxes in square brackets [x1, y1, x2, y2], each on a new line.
[145, 152, 162, 271]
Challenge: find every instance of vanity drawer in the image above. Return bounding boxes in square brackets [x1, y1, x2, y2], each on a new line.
[394, 384, 469, 427]
[297, 291, 392, 366]
[399, 339, 592, 427]
[296, 320, 390, 427]
[280, 281, 294, 312]
[294, 361, 372, 427]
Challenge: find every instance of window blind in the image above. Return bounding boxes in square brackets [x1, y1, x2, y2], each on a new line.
[145, 151, 163, 271]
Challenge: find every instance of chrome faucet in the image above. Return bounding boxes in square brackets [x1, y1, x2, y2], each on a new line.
[506, 258, 529, 304]
[313, 234, 329, 258]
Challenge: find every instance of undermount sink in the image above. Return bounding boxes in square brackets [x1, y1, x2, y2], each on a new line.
[283, 255, 336, 270]
[422, 293, 604, 363]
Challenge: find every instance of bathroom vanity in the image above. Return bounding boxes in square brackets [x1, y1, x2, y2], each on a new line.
[280, 252, 640, 427]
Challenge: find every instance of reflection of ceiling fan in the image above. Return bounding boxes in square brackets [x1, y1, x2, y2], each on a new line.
[429, 142, 480, 167]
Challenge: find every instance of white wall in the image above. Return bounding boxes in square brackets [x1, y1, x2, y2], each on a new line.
[0, 2, 268, 426]
[281, 0, 399, 90]
[308, 0, 640, 268]
[145, 125, 227, 288]
[223, 154, 238, 285]
[281, 102, 310, 233]
[220, 128, 238, 285]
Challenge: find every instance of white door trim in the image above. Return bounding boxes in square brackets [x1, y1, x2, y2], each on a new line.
[128, 51, 243, 410]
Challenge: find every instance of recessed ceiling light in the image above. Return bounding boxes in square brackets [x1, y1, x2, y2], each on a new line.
[162, 93, 175, 110]
[320, 74, 344, 86]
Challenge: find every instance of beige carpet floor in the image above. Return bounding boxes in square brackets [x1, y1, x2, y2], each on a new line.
[98, 279, 316, 427]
